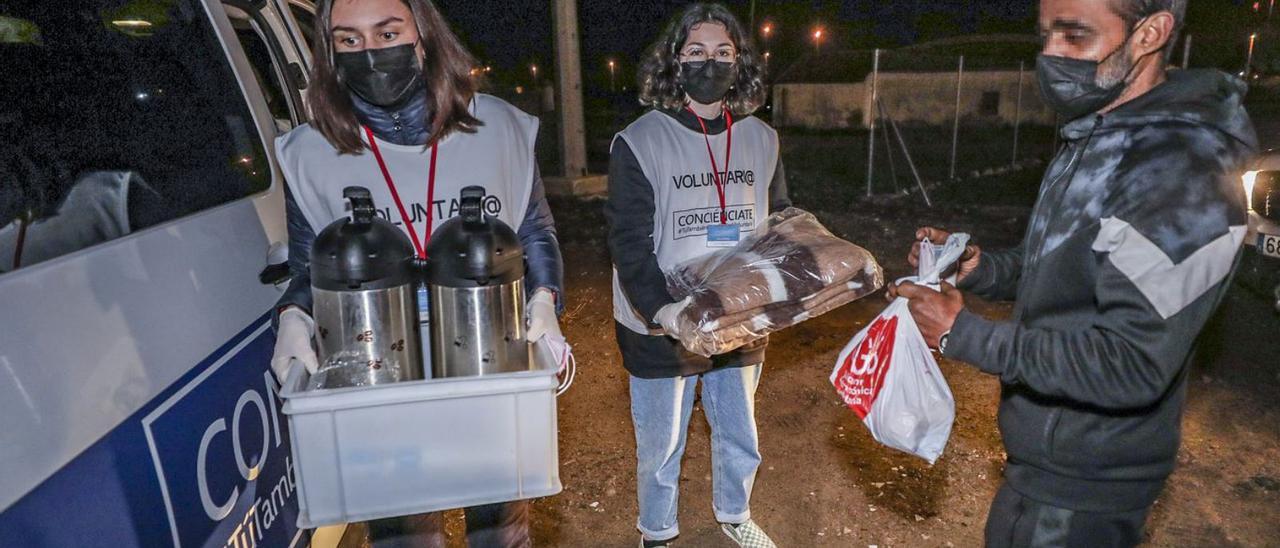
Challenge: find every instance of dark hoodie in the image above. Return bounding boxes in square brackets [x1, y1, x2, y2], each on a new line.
[945, 69, 1258, 512]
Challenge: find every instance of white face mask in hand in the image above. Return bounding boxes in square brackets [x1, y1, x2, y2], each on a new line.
[917, 238, 959, 288]
[915, 234, 969, 289]
[534, 333, 576, 395]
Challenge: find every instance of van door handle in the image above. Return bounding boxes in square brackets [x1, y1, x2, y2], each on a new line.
[260, 263, 290, 285]
[260, 241, 290, 285]
[288, 62, 308, 90]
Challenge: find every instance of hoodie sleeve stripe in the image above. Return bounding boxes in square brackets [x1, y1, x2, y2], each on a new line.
[1092, 216, 1245, 319]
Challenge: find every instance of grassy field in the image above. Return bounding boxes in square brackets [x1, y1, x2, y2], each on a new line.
[531, 96, 1057, 212]
[781, 124, 1054, 211]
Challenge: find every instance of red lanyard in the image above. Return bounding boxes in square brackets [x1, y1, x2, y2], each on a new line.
[364, 126, 438, 259]
[688, 107, 733, 224]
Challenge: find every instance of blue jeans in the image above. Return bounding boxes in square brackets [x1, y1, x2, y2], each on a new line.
[629, 364, 763, 541]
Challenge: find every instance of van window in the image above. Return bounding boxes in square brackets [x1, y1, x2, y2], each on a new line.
[0, 0, 270, 275]
[226, 5, 295, 127]
[288, 1, 316, 53]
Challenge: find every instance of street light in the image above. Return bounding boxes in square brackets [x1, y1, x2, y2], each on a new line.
[1247, 32, 1258, 77]
[761, 22, 773, 66]
[530, 64, 538, 82]
[608, 59, 617, 92]
[812, 27, 825, 53]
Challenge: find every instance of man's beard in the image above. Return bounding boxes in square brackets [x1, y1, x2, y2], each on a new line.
[1095, 42, 1136, 90]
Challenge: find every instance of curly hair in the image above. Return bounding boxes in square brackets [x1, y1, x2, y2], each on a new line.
[637, 3, 767, 116]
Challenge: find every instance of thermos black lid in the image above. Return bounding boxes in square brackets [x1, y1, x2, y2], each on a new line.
[425, 186, 524, 288]
[311, 186, 417, 291]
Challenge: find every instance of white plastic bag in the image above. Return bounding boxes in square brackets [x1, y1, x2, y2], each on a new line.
[828, 233, 968, 464]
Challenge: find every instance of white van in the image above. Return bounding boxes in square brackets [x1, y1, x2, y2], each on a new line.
[0, 1, 322, 545]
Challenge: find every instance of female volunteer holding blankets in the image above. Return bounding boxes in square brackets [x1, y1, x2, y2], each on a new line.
[267, 0, 563, 545]
[605, 4, 789, 548]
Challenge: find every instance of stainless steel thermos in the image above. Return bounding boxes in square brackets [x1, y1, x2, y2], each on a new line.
[309, 187, 423, 388]
[425, 186, 531, 378]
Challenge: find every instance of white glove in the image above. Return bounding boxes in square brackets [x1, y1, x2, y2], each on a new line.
[654, 297, 692, 338]
[526, 289, 561, 342]
[271, 307, 319, 385]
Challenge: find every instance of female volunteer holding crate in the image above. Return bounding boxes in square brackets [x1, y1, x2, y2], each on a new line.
[267, 0, 563, 545]
[605, 4, 790, 547]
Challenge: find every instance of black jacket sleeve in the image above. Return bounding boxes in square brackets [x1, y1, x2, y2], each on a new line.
[517, 164, 565, 314]
[605, 139, 676, 325]
[768, 157, 792, 213]
[273, 185, 316, 331]
[957, 246, 1024, 302]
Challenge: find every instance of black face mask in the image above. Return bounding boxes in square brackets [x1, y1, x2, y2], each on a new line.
[679, 61, 736, 105]
[1036, 20, 1149, 121]
[335, 44, 423, 108]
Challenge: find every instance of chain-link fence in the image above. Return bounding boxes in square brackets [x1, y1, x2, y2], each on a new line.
[771, 37, 1060, 205]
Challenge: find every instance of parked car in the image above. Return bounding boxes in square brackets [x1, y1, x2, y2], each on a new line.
[1240, 150, 1280, 313]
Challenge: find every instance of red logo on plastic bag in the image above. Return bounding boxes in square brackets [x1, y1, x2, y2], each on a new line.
[833, 314, 897, 419]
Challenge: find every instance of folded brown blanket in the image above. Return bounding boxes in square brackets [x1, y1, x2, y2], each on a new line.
[666, 208, 884, 357]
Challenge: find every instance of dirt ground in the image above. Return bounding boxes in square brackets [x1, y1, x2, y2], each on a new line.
[527, 187, 1280, 547]
[343, 168, 1280, 547]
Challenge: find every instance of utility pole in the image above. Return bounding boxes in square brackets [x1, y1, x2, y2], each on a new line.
[554, 0, 587, 178]
[1182, 34, 1192, 69]
[866, 48, 880, 198]
[1012, 61, 1024, 165]
[949, 55, 964, 181]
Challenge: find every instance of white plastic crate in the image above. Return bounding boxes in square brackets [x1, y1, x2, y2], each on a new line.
[279, 351, 561, 529]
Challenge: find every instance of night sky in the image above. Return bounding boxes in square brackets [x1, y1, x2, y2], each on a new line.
[434, 0, 1259, 90]
[439, 1, 1037, 76]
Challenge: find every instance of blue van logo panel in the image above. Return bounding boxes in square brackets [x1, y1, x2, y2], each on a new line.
[0, 315, 305, 548]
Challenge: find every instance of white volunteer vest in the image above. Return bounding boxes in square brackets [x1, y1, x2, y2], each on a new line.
[276, 94, 538, 245]
[611, 110, 779, 334]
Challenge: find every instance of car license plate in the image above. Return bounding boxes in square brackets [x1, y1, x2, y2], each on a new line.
[1259, 233, 1280, 259]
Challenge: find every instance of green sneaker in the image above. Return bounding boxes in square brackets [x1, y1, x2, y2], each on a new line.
[720, 520, 777, 548]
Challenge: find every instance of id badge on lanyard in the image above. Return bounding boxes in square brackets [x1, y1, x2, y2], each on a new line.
[416, 283, 433, 374]
[707, 224, 740, 247]
[690, 107, 741, 248]
[365, 126, 438, 374]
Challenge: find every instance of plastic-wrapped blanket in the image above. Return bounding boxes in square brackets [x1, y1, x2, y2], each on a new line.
[665, 208, 884, 357]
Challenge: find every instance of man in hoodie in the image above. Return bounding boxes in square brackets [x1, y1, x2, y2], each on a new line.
[894, 0, 1257, 546]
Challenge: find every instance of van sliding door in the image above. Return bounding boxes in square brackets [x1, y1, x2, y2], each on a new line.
[0, 1, 306, 546]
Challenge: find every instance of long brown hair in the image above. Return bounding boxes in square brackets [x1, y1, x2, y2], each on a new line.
[637, 3, 767, 116]
[308, 0, 482, 154]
